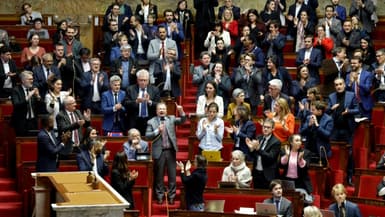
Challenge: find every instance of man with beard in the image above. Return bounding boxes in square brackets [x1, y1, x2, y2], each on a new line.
[345, 56, 373, 119]
[103, 20, 120, 66]
[127, 15, 151, 61]
[161, 9, 185, 61]
[60, 26, 83, 59]
[335, 19, 360, 58]
[53, 42, 79, 92]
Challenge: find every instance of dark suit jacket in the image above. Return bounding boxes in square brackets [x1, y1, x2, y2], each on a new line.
[162, 22, 185, 60]
[250, 134, 281, 182]
[145, 115, 186, 159]
[296, 47, 323, 84]
[105, 4, 132, 19]
[124, 84, 160, 119]
[153, 59, 182, 97]
[135, 3, 158, 23]
[262, 33, 286, 66]
[36, 129, 64, 172]
[110, 57, 137, 89]
[101, 90, 126, 132]
[300, 113, 334, 157]
[263, 196, 293, 217]
[232, 67, 264, 107]
[287, 3, 311, 38]
[11, 85, 40, 130]
[80, 71, 109, 110]
[76, 148, 109, 177]
[329, 200, 362, 217]
[194, 0, 219, 29]
[280, 148, 313, 194]
[326, 91, 360, 133]
[0, 59, 17, 91]
[345, 70, 374, 112]
[263, 93, 290, 113]
[111, 169, 135, 209]
[56, 109, 90, 154]
[230, 120, 256, 160]
[126, 27, 151, 57]
[175, 8, 194, 39]
[263, 67, 292, 96]
[32, 65, 61, 97]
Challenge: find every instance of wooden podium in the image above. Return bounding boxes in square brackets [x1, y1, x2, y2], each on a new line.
[32, 171, 130, 217]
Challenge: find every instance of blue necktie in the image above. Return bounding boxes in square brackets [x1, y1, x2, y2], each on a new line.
[122, 61, 129, 88]
[140, 89, 148, 117]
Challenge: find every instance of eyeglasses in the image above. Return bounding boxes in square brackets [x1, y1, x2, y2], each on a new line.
[263, 125, 272, 129]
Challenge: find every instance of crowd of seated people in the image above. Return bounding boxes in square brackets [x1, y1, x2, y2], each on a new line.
[1, 0, 385, 215]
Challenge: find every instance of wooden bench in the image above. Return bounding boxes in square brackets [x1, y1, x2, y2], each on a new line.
[0, 25, 57, 39]
[179, 187, 303, 217]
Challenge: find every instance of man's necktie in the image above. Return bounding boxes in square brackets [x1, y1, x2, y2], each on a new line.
[70, 112, 79, 145]
[355, 81, 361, 102]
[161, 40, 165, 59]
[161, 117, 169, 149]
[340, 204, 346, 217]
[26, 88, 32, 119]
[275, 200, 280, 213]
[114, 93, 119, 122]
[140, 89, 148, 117]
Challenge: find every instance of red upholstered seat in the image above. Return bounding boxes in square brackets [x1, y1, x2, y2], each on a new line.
[357, 175, 383, 199]
[205, 167, 225, 188]
[357, 202, 385, 216]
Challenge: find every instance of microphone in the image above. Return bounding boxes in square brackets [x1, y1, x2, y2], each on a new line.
[160, 117, 165, 123]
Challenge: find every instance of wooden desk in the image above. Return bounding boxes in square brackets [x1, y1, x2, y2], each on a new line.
[169, 210, 273, 217]
[32, 171, 130, 217]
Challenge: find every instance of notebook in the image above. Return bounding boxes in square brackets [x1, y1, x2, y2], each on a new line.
[320, 209, 336, 217]
[205, 200, 225, 212]
[255, 203, 277, 216]
[201, 150, 222, 162]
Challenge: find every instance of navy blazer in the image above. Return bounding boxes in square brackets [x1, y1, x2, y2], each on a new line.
[36, 129, 63, 172]
[153, 59, 182, 97]
[230, 120, 256, 160]
[300, 113, 334, 157]
[32, 65, 61, 97]
[329, 200, 362, 217]
[105, 4, 132, 20]
[262, 33, 286, 66]
[326, 91, 360, 133]
[101, 90, 126, 132]
[264, 196, 292, 217]
[76, 148, 109, 177]
[80, 71, 109, 110]
[345, 70, 374, 112]
[263, 66, 292, 96]
[296, 48, 323, 84]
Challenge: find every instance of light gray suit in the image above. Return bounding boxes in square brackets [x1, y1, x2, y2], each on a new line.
[147, 38, 178, 84]
[318, 17, 342, 42]
[145, 114, 186, 200]
[263, 197, 293, 217]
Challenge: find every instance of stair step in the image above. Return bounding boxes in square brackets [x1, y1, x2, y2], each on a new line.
[0, 178, 16, 191]
[0, 202, 23, 216]
[0, 167, 9, 177]
[0, 191, 22, 202]
[176, 152, 188, 161]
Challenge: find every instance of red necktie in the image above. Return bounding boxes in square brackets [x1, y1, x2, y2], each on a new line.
[161, 40, 165, 58]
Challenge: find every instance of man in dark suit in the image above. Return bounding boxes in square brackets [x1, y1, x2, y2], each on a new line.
[124, 69, 160, 135]
[192, 51, 214, 96]
[345, 57, 374, 119]
[36, 115, 70, 172]
[101, 75, 126, 135]
[263, 179, 293, 217]
[262, 21, 287, 66]
[217, 0, 240, 20]
[162, 9, 185, 61]
[153, 48, 181, 98]
[286, 0, 311, 40]
[335, 19, 360, 58]
[56, 96, 91, 155]
[326, 77, 360, 185]
[80, 57, 109, 114]
[110, 44, 137, 90]
[105, 0, 132, 20]
[322, 47, 349, 95]
[73, 47, 91, 98]
[246, 118, 281, 189]
[145, 102, 186, 205]
[11, 70, 41, 136]
[0, 46, 18, 98]
[127, 15, 151, 60]
[329, 183, 362, 217]
[33, 53, 61, 101]
[263, 79, 290, 114]
[296, 35, 323, 84]
[300, 100, 334, 163]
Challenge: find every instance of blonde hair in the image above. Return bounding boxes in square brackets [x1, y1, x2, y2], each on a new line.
[275, 98, 291, 121]
[331, 183, 346, 197]
[303, 206, 322, 217]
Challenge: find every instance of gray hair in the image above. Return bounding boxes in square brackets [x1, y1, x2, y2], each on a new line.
[269, 79, 282, 91]
[136, 69, 149, 78]
[63, 95, 75, 106]
[120, 44, 132, 51]
[232, 88, 244, 99]
[109, 75, 121, 85]
[20, 70, 33, 81]
[127, 128, 141, 137]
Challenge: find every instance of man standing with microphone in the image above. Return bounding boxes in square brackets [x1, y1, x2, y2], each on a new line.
[145, 101, 186, 205]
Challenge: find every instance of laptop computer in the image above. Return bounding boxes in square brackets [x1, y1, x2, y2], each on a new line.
[201, 150, 222, 162]
[205, 200, 225, 212]
[320, 209, 336, 217]
[255, 203, 277, 216]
